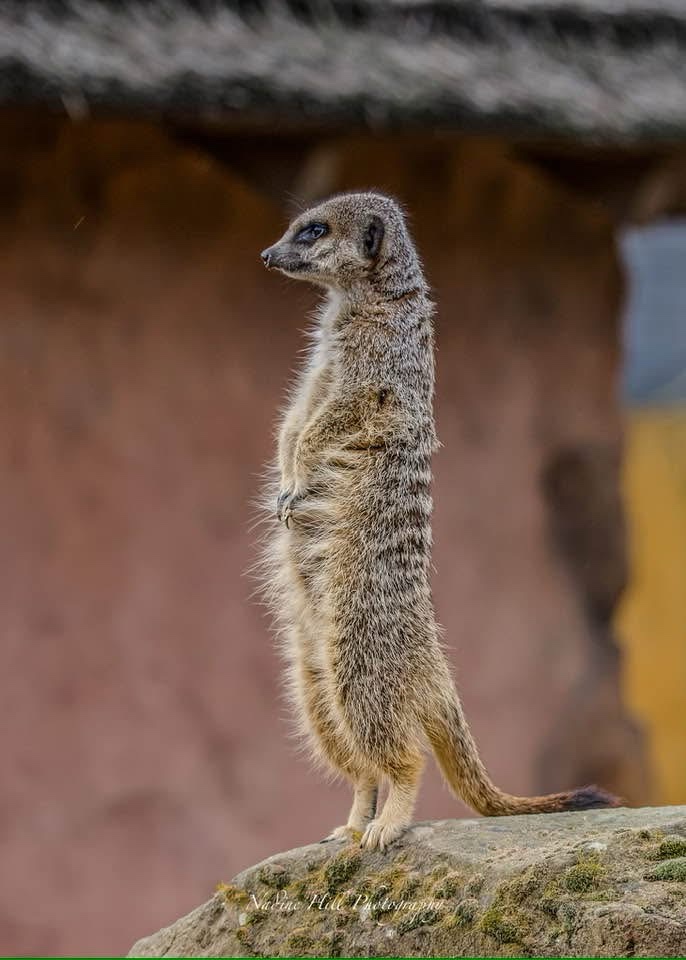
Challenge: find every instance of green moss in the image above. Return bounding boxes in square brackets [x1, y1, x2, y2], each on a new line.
[450, 897, 478, 927]
[256, 864, 291, 889]
[370, 899, 394, 921]
[557, 900, 579, 933]
[350, 876, 373, 900]
[245, 908, 268, 925]
[324, 931, 344, 957]
[563, 857, 606, 894]
[339, 863, 411, 913]
[369, 883, 394, 921]
[396, 907, 441, 935]
[539, 879, 563, 917]
[434, 871, 462, 899]
[479, 905, 523, 944]
[234, 927, 263, 957]
[397, 873, 422, 900]
[216, 882, 249, 906]
[505, 868, 546, 903]
[655, 837, 686, 860]
[286, 927, 315, 952]
[367, 870, 410, 920]
[343, 888, 362, 908]
[375, 865, 408, 891]
[645, 857, 686, 882]
[289, 877, 311, 902]
[324, 851, 362, 894]
[587, 888, 619, 902]
[538, 858, 617, 910]
[466, 874, 484, 896]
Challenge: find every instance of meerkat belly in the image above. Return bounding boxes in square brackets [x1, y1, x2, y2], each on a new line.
[304, 449, 431, 607]
[275, 445, 433, 684]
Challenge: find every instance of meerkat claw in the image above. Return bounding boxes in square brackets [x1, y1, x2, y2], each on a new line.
[280, 492, 304, 527]
[276, 490, 291, 522]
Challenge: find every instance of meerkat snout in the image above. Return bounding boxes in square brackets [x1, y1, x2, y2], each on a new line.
[259, 237, 313, 277]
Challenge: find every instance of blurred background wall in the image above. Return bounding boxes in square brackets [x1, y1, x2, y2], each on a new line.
[619, 222, 686, 807]
[0, 1, 685, 955]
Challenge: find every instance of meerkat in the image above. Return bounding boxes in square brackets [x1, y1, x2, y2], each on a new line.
[259, 191, 618, 851]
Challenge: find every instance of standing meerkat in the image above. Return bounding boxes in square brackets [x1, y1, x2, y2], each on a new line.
[259, 191, 618, 851]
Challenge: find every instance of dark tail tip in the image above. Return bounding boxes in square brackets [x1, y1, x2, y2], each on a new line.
[560, 785, 622, 811]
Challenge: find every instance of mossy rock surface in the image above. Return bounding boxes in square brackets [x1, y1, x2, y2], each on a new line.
[645, 857, 686, 882]
[129, 805, 686, 958]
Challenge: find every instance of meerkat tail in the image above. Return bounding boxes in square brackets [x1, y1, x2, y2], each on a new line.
[424, 694, 621, 816]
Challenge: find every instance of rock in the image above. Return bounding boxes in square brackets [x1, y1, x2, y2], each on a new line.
[129, 806, 686, 958]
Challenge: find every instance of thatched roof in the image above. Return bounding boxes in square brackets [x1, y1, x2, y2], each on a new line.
[1, 0, 686, 142]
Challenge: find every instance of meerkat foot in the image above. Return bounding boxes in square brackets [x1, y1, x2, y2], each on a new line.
[320, 825, 361, 843]
[321, 779, 378, 843]
[360, 766, 418, 851]
[360, 818, 408, 851]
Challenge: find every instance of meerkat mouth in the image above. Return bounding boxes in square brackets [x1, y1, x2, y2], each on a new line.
[275, 260, 311, 275]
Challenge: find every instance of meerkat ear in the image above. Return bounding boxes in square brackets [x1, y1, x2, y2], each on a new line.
[362, 216, 385, 260]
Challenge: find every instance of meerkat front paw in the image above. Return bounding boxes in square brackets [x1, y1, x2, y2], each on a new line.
[276, 490, 291, 522]
[360, 819, 407, 851]
[277, 490, 305, 527]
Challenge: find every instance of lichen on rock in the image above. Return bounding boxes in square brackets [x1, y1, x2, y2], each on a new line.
[129, 806, 686, 958]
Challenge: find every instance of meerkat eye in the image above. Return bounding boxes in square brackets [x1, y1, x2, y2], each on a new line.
[294, 222, 328, 245]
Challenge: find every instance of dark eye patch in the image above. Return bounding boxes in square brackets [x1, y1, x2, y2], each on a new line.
[294, 222, 328, 245]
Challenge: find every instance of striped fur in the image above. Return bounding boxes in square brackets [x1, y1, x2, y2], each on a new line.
[259, 192, 619, 850]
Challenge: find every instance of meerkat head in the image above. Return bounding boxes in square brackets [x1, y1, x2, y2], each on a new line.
[260, 192, 415, 291]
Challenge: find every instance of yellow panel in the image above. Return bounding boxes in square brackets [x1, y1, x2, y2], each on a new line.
[617, 409, 686, 804]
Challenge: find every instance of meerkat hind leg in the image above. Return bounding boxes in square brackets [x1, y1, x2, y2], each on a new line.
[361, 756, 423, 851]
[292, 650, 379, 843]
[322, 774, 379, 842]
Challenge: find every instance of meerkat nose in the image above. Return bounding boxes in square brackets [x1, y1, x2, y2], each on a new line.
[260, 248, 273, 267]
